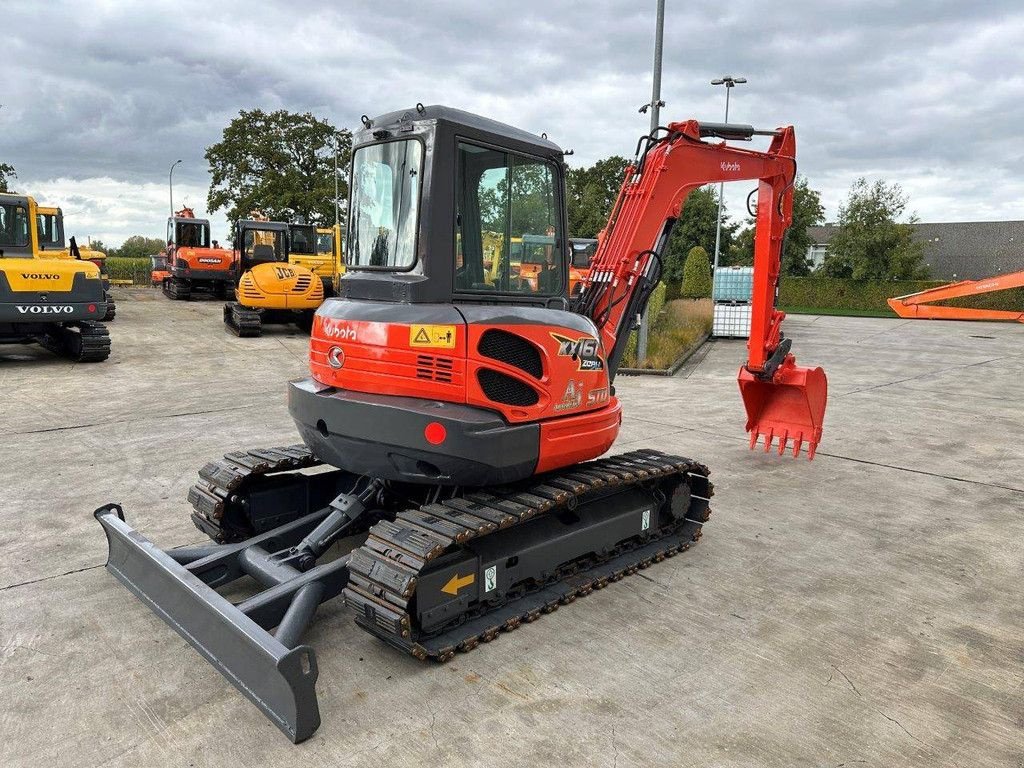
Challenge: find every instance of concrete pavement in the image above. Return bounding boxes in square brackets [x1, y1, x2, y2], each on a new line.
[1, 290, 1021, 767]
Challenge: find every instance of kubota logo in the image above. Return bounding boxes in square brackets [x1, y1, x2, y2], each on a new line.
[20, 273, 60, 280]
[720, 161, 741, 172]
[16, 305, 74, 314]
[322, 321, 356, 341]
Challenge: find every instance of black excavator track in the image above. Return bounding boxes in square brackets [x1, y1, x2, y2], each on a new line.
[41, 320, 111, 362]
[343, 449, 711, 661]
[102, 292, 116, 321]
[186, 445, 712, 661]
[224, 302, 262, 337]
[163, 277, 191, 300]
[187, 444, 356, 543]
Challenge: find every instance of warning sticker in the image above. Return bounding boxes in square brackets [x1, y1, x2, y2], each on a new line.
[484, 565, 497, 592]
[409, 324, 457, 349]
[641, 509, 651, 532]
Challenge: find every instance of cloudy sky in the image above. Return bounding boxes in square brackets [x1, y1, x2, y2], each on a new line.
[4, 0, 1023, 247]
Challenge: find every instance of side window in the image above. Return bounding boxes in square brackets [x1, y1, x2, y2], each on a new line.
[454, 142, 563, 296]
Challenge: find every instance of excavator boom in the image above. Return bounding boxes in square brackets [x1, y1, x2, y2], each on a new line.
[576, 120, 828, 457]
[887, 270, 1024, 322]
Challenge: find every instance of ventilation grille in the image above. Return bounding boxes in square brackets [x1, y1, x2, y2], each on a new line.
[478, 329, 543, 379]
[416, 354, 454, 383]
[239, 274, 264, 301]
[293, 274, 313, 293]
[477, 368, 539, 406]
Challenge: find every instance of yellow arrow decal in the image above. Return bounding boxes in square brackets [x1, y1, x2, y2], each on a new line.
[441, 572, 475, 596]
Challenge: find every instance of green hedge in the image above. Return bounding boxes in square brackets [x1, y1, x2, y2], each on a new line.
[779, 277, 1024, 314]
[105, 257, 153, 284]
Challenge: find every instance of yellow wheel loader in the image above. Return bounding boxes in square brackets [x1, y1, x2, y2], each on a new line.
[36, 204, 116, 321]
[223, 219, 325, 337]
[0, 193, 111, 361]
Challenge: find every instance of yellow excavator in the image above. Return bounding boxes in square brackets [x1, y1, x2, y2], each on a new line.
[287, 223, 344, 296]
[36, 204, 116, 321]
[223, 217, 327, 337]
[0, 193, 111, 361]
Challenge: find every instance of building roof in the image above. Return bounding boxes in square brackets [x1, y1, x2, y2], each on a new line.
[807, 221, 1024, 280]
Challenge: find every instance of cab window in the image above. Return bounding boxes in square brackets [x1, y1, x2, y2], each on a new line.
[454, 142, 563, 296]
[0, 203, 30, 249]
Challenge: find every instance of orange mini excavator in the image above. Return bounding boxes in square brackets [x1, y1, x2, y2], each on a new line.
[96, 105, 828, 741]
[161, 207, 236, 299]
[888, 270, 1024, 322]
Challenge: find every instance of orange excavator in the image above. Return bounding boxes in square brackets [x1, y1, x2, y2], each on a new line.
[96, 106, 828, 742]
[160, 207, 236, 299]
[888, 270, 1024, 322]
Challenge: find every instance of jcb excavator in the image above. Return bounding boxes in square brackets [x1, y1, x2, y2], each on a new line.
[96, 105, 828, 741]
[223, 218, 325, 336]
[36, 204, 117, 321]
[161, 207, 236, 299]
[0, 193, 111, 361]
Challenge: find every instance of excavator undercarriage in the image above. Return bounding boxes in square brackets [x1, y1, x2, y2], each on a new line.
[96, 446, 710, 742]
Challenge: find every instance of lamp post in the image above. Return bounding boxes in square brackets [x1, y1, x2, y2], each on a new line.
[334, 134, 341, 228]
[710, 76, 745, 294]
[636, 0, 666, 364]
[168, 159, 182, 218]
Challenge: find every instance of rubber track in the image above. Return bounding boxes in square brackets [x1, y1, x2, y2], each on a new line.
[224, 302, 262, 337]
[188, 444, 323, 542]
[102, 293, 116, 322]
[343, 448, 712, 662]
[163, 277, 190, 300]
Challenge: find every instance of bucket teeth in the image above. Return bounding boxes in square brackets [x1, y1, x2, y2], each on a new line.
[747, 428, 817, 460]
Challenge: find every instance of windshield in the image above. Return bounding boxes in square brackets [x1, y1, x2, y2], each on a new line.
[243, 228, 285, 262]
[290, 225, 316, 255]
[176, 221, 210, 248]
[316, 230, 334, 255]
[37, 212, 64, 250]
[570, 239, 597, 269]
[349, 140, 422, 268]
[0, 202, 30, 251]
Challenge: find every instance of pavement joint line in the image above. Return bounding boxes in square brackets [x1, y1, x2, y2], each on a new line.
[839, 355, 1018, 397]
[626, 415, 1024, 494]
[7, 399, 280, 436]
[0, 563, 104, 593]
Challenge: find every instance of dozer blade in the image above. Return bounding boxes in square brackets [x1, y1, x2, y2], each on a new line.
[738, 363, 827, 459]
[94, 505, 329, 743]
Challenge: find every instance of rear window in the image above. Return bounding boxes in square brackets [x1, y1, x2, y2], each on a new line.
[0, 203, 30, 250]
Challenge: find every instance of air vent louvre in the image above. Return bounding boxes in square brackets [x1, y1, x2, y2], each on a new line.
[416, 354, 454, 383]
[478, 329, 543, 379]
[477, 368, 539, 406]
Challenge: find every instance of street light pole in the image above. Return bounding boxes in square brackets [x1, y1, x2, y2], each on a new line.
[710, 76, 745, 297]
[334, 134, 340, 228]
[168, 159, 182, 219]
[637, 0, 666, 364]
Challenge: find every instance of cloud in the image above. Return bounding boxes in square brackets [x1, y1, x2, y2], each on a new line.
[3, 0, 1023, 245]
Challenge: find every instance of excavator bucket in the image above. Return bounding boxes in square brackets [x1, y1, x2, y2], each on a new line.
[738, 363, 828, 459]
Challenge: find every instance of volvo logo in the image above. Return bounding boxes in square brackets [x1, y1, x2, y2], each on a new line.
[327, 346, 345, 369]
[16, 305, 74, 314]
[21, 273, 60, 280]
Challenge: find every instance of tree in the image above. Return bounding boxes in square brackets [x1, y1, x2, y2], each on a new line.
[0, 163, 15, 193]
[566, 156, 629, 238]
[681, 246, 712, 298]
[822, 178, 928, 280]
[662, 187, 735, 284]
[108, 235, 166, 259]
[205, 109, 352, 230]
[783, 177, 825, 276]
[720, 176, 823, 274]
